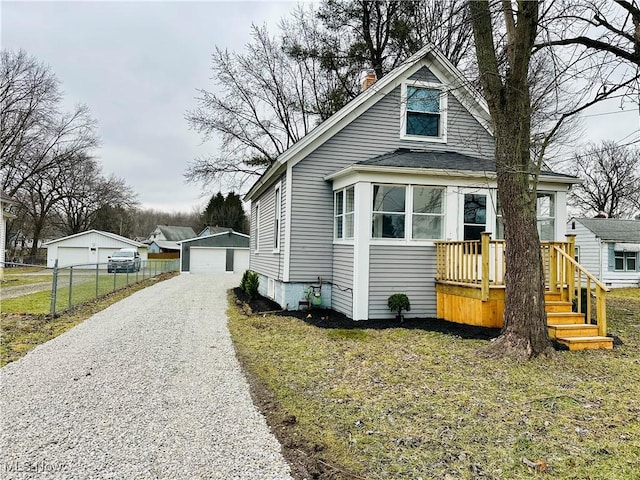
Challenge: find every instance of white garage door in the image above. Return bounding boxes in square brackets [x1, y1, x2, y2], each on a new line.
[234, 249, 249, 272]
[190, 248, 227, 273]
[58, 247, 90, 268]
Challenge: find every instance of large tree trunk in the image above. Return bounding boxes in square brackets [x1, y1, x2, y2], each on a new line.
[470, 0, 553, 359]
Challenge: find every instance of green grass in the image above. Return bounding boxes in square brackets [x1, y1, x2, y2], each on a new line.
[0, 272, 177, 366]
[228, 293, 640, 479]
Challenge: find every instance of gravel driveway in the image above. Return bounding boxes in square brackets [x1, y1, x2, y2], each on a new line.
[0, 274, 292, 480]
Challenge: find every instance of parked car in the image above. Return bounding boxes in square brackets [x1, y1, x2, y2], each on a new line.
[107, 248, 141, 273]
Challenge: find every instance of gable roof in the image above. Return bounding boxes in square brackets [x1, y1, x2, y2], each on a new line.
[178, 229, 250, 246]
[149, 240, 181, 251]
[44, 230, 143, 247]
[198, 226, 234, 237]
[573, 217, 640, 243]
[245, 44, 492, 201]
[326, 148, 579, 183]
[154, 225, 196, 241]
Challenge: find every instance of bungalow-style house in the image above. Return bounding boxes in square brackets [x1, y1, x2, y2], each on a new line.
[568, 217, 640, 288]
[244, 44, 581, 324]
[178, 228, 249, 274]
[146, 225, 196, 254]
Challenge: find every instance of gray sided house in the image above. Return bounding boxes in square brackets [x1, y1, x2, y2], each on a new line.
[245, 44, 579, 320]
[568, 217, 640, 288]
[179, 229, 249, 274]
[146, 225, 196, 254]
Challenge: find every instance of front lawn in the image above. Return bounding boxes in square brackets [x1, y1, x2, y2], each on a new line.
[228, 289, 640, 479]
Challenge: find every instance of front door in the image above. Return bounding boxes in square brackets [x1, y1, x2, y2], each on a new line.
[459, 188, 495, 241]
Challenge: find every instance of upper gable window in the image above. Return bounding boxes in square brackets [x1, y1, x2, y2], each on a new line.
[401, 82, 447, 143]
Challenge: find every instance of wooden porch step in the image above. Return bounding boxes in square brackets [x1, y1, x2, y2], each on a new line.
[548, 324, 599, 339]
[556, 336, 614, 351]
[545, 291, 563, 302]
[545, 300, 573, 313]
[547, 312, 589, 325]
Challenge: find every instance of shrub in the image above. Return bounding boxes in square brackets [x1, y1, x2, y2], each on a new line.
[240, 270, 250, 291]
[243, 271, 260, 299]
[388, 293, 411, 318]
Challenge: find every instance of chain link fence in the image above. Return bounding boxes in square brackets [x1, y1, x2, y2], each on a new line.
[47, 259, 179, 316]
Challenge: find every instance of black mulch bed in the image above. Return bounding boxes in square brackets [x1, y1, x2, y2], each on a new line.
[233, 287, 501, 341]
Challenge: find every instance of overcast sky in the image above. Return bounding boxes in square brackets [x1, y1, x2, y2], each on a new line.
[2, 1, 638, 213]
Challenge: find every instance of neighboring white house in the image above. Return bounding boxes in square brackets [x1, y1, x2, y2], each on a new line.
[178, 229, 250, 274]
[244, 44, 579, 319]
[1, 191, 18, 273]
[146, 225, 196, 253]
[568, 217, 640, 288]
[44, 230, 145, 268]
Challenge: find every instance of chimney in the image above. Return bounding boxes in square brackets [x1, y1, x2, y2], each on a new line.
[361, 69, 377, 91]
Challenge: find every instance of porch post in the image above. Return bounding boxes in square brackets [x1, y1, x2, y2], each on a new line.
[565, 234, 576, 304]
[481, 232, 491, 301]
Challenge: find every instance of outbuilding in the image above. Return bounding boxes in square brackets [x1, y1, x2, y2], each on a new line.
[179, 229, 249, 274]
[44, 230, 146, 268]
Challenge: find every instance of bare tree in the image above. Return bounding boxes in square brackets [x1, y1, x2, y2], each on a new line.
[569, 141, 640, 218]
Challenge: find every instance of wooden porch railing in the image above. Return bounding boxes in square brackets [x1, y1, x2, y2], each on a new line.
[435, 233, 610, 336]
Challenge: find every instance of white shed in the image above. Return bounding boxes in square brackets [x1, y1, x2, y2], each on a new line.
[179, 229, 250, 274]
[44, 230, 145, 269]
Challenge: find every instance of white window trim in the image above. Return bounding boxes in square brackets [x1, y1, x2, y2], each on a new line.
[333, 186, 355, 244]
[254, 200, 261, 254]
[614, 251, 637, 272]
[536, 192, 556, 242]
[370, 183, 446, 244]
[400, 81, 448, 144]
[273, 184, 281, 253]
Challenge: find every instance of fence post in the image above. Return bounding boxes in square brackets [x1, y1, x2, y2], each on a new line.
[68, 266, 74, 309]
[50, 259, 59, 316]
[481, 232, 491, 301]
[95, 262, 99, 299]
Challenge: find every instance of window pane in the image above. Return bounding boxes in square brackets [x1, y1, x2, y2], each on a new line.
[335, 216, 343, 239]
[372, 213, 405, 238]
[464, 224, 485, 241]
[345, 213, 354, 239]
[346, 187, 355, 213]
[407, 86, 439, 112]
[373, 185, 405, 212]
[335, 191, 343, 215]
[413, 215, 442, 239]
[407, 112, 439, 136]
[615, 257, 624, 270]
[537, 193, 554, 217]
[464, 194, 486, 224]
[537, 219, 555, 242]
[627, 254, 636, 271]
[413, 187, 443, 214]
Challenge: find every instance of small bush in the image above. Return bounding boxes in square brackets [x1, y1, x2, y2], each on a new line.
[388, 293, 411, 316]
[240, 270, 250, 291]
[243, 271, 260, 299]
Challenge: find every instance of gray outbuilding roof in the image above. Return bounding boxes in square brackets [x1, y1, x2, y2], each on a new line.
[356, 149, 577, 180]
[156, 225, 197, 241]
[573, 217, 640, 243]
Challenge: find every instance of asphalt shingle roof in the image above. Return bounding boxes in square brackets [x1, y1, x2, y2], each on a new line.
[156, 225, 196, 241]
[574, 217, 640, 243]
[356, 149, 575, 179]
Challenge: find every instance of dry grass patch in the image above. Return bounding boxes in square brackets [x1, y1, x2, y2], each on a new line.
[229, 295, 640, 479]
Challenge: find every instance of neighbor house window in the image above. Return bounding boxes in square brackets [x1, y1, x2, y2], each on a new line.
[372, 184, 406, 238]
[615, 251, 637, 271]
[402, 83, 446, 140]
[334, 186, 354, 240]
[273, 185, 281, 250]
[536, 193, 555, 241]
[412, 186, 444, 239]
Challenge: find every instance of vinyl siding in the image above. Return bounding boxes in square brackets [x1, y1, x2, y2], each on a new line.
[332, 244, 354, 316]
[408, 66, 441, 83]
[289, 86, 494, 281]
[250, 173, 286, 279]
[368, 244, 437, 319]
[568, 221, 601, 278]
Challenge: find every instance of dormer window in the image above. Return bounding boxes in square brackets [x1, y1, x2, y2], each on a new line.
[401, 82, 447, 143]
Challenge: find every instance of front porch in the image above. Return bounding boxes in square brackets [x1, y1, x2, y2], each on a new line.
[435, 233, 613, 350]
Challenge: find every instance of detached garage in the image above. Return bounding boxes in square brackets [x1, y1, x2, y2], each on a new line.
[45, 230, 145, 268]
[179, 230, 249, 274]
